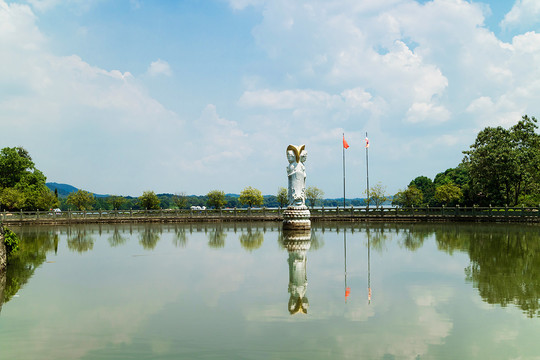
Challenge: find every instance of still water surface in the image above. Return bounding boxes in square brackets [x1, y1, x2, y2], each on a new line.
[1, 222, 539, 359]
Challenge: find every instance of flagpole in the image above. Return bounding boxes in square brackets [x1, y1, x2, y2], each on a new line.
[343, 133, 346, 209]
[365, 132, 370, 209]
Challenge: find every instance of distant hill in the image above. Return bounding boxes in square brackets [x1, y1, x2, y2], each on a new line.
[45, 183, 391, 204]
[46, 182, 109, 198]
[46, 182, 78, 197]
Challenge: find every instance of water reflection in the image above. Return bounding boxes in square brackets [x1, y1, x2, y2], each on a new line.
[2, 228, 58, 304]
[108, 228, 128, 247]
[173, 227, 187, 248]
[67, 227, 94, 253]
[0, 269, 5, 315]
[283, 229, 312, 315]
[1, 223, 540, 321]
[138, 226, 162, 250]
[207, 225, 226, 248]
[239, 226, 264, 252]
[440, 225, 540, 318]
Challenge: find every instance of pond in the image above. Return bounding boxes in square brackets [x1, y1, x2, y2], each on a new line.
[1, 222, 540, 359]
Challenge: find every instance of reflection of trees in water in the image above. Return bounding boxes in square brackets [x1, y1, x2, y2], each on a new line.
[208, 226, 226, 249]
[139, 227, 162, 250]
[67, 228, 94, 253]
[362, 226, 390, 253]
[396, 225, 434, 251]
[436, 224, 540, 318]
[239, 228, 264, 252]
[173, 227, 188, 248]
[3, 228, 57, 304]
[0, 269, 5, 314]
[309, 231, 324, 251]
[108, 228, 128, 247]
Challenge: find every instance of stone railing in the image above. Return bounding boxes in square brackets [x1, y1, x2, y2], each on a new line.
[2, 205, 540, 225]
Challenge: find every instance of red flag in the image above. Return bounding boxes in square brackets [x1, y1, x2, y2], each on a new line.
[365, 137, 369, 148]
[343, 135, 349, 149]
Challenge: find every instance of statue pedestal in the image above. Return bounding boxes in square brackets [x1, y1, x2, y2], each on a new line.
[283, 206, 311, 230]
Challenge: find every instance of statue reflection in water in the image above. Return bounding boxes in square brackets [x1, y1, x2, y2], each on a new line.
[283, 229, 312, 315]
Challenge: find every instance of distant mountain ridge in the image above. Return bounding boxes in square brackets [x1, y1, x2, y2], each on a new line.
[46, 182, 388, 203]
[46, 182, 109, 198]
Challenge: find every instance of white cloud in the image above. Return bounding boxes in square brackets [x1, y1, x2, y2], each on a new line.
[406, 102, 451, 124]
[501, 0, 540, 29]
[25, 0, 100, 12]
[238, 87, 375, 113]
[147, 59, 172, 77]
[0, 0, 183, 195]
[512, 31, 540, 53]
[239, 89, 339, 110]
[228, 0, 264, 11]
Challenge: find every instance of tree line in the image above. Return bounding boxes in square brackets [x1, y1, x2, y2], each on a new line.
[6, 114, 534, 212]
[393, 115, 540, 207]
[0, 146, 328, 211]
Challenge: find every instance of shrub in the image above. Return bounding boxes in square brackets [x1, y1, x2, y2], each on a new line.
[3, 227, 20, 257]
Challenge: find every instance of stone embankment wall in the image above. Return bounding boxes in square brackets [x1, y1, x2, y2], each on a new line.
[0, 226, 5, 313]
[0, 263, 5, 313]
[0, 226, 6, 272]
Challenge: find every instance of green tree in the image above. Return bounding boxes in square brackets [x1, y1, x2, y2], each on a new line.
[463, 115, 540, 206]
[66, 190, 95, 210]
[239, 186, 264, 208]
[277, 187, 288, 208]
[392, 186, 423, 207]
[108, 195, 125, 210]
[0, 147, 56, 210]
[367, 182, 387, 209]
[0, 188, 26, 211]
[305, 186, 324, 209]
[409, 176, 435, 205]
[139, 191, 160, 210]
[433, 165, 470, 187]
[0, 147, 35, 189]
[206, 190, 226, 209]
[173, 192, 188, 209]
[434, 183, 463, 206]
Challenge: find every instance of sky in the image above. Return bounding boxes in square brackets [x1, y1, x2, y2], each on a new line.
[2, 0, 540, 198]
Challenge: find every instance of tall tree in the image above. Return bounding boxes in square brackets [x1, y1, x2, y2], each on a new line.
[367, 182, 387, 209]
[409, 176, 435, 205]
[463, 115, 540, 206]
[392, 186, 423, 207]
[172, 192, 188, 209]
[67, 190, 95, 211]
[0, 147, 34, 189]
[0, 147, 57, 210]
[138, 191, 160, 210]
[0, 188, 25, 211]
[206, 190, 226, 209]
[108, 196, 126, 210]
[239, 186, 264, 208]
[276, 187, 288, 208]
[305, 186, 324, 209]
[434, 183, 463, 206]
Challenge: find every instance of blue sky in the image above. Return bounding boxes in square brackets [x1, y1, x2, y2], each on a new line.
[2, 0, 540, 198]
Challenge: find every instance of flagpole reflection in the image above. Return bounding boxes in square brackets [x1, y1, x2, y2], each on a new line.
[344, 230, 350, 303]
[367, 228, 371, 304]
